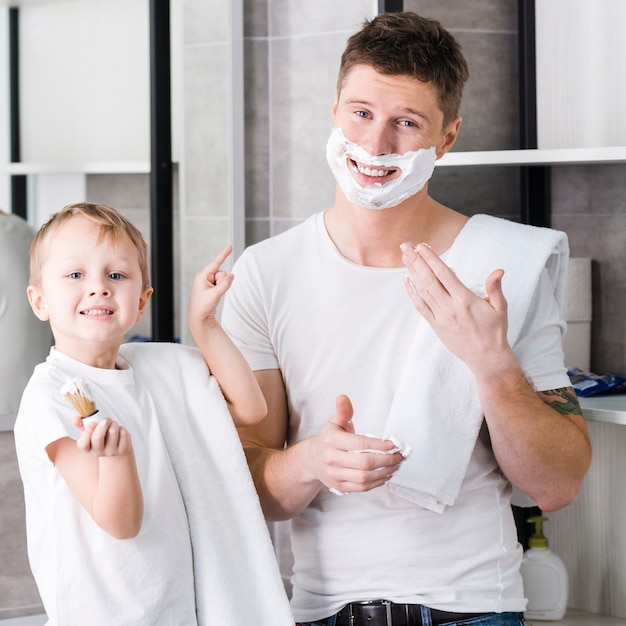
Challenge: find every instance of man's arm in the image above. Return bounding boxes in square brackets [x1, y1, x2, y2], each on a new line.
[476, 371, 590, 511]
[401, 242, 591, 511]
[238, 369, 404, 521]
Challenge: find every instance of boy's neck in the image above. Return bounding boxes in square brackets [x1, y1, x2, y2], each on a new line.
[53, 340, 122, 370]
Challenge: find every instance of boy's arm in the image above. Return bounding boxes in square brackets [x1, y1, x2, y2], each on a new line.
[188, 246, 267, 427]
[46, 417, 143, 539]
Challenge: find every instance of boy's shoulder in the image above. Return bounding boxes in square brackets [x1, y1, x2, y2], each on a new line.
[119, 341, 207, 380]
[120, 340, 201, 362]
[118, 342, 222, 418]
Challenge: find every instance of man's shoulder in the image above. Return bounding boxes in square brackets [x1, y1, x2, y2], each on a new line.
[242, 213, 320, 256]
[464, 213, 565, 243]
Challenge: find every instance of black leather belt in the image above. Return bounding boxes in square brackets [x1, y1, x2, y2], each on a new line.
[304, 600, 494, 626]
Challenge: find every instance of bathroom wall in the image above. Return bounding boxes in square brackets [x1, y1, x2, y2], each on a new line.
[552, 165, 626, 374]
[176, 0, 233, 347]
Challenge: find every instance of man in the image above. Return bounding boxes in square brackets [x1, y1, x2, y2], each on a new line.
[222, 12, 591, 626]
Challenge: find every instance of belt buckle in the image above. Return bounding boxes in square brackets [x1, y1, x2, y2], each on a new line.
[349, 600, 393, 626]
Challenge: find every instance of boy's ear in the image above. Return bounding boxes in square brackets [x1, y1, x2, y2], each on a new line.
[27, 285, 50, 321]
[136, 287, 154, 322]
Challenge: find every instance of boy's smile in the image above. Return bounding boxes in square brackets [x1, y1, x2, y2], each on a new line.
[27, 215, 152, 368]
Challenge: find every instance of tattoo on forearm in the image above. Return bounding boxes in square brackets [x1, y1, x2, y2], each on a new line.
[540, 387, 583, 416]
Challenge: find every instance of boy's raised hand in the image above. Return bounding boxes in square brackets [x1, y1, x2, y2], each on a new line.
[188, 245, 234, 326]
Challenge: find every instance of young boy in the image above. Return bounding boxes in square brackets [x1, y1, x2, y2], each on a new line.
[14, 203, 293, 625]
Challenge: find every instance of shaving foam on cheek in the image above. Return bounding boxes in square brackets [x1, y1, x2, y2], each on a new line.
[325, 127, 437, 210]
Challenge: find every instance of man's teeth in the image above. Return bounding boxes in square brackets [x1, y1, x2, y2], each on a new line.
[82, 309, 113, 316]
[357, 163, 389, 177]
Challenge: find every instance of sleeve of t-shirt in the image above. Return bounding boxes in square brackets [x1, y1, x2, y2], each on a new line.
[512, 267, 571, 393]
[15, 365, 79, 462]
[221, 248, 280, 372]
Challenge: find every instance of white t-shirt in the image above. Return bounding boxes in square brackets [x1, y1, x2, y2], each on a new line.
[14, 348, 197, 626]
[222, 212, 571, 621]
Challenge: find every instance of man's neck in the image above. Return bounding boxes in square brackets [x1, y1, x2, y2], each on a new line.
[324, 189, 466, 268]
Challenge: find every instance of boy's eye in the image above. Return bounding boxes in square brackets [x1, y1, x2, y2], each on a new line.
[68, 272, 83, 279]
[109, 272, 124, 280]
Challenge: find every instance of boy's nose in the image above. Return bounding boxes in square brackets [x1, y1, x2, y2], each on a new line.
[89, 282, 111, 296]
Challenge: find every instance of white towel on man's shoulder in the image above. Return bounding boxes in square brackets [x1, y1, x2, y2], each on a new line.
[119, 342, 294, 625]
[384, 214, 569, 513]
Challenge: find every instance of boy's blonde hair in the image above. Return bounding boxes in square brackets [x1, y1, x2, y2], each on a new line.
[29, 202, 151, 291]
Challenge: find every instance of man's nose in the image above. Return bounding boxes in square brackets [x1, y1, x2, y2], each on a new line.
[360, 123, 395, 157]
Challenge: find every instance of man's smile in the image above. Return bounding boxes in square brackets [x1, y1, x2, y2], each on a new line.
[349, 157, 399, 183]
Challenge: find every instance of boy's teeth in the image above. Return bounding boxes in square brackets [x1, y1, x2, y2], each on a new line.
[83, 309, 112, 316]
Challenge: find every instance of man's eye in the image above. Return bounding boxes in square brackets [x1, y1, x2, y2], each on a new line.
[109, 272, 124, 280]
[68, 272, 83, 279]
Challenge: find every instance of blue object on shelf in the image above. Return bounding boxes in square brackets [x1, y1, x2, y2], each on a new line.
[568, 368, 626, 397]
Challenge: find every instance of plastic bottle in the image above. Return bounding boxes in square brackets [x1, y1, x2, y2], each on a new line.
[520, 515, 569, 621]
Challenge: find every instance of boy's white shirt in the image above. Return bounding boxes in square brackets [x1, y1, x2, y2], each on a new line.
[14, 344, 293, 626]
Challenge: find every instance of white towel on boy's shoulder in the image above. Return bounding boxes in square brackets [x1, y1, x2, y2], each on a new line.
[384, 214, 569, 513]
[119, 342, 294, 626]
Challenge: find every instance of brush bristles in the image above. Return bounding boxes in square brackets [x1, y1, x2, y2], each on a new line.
[63, 390, 98, 418]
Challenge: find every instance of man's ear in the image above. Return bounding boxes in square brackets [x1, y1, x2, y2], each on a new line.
[27, 285, 50, 321]
[136, 287, 154, 322]
[331, 87, 339, 119]
[436, 116, 462, 160]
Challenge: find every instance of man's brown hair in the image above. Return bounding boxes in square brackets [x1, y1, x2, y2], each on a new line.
[337, 12, 469, 127]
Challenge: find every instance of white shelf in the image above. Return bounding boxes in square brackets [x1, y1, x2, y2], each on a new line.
[580, 395, 626, 426]
[437, 146, 626, 167]
[555, 608, 626, 625]
[2, 148, 625, 175]
[0, 162, 151, 175]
